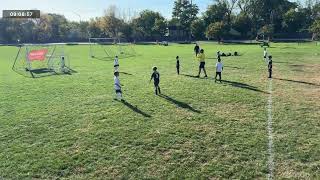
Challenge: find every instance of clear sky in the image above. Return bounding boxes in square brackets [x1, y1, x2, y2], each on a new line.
[1, 0, 305, 21]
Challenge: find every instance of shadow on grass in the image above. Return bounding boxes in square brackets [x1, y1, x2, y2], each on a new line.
[120, 100, 152, 118]
[91, 56, 113, 61]
[224, 65, 243, 69]
[274, 78, 319, 87]
[221, 80, 269, 94]
[13, 67, 77, 78]
[181, 74, 199, 79]
[119, 72, 133, 76]
[159, 94, 201, 113]
[273, 61, 289, 64]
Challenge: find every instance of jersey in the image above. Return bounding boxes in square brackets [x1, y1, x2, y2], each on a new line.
[151, 71, 160, 84]
[114, 76, 121, 90]
[114, 58, 119, 66]
[216, 62, 224, 72]
[268, 61, 273, 71]
[197, 53, 206, 62]
[194, 45, 200, 53]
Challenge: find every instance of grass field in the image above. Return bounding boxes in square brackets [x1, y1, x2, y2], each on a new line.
[0, 42, 319, 179]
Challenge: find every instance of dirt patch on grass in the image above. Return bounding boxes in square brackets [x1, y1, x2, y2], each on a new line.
[289, 64, 320, 74]
[274, 63, 320, 106]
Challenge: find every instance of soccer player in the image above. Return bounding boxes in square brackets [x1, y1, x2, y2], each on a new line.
[197, 49, 208, 78]
[114, 71, 123, 101]
[176, 56, 180, 75]
[114, 56, 119, 72]
[215, 57, 224, 83]
[263, 47, 268, 63]
[268, 56, 273, 78]
[150, 66, 161, 95]
[60, 56, 66, 72]
[194, 43, 200, 57]
[217, 51, 221, 59]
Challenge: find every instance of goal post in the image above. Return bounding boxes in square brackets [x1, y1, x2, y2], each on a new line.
[12, 44, 71, 78]
[89, 37, 136, 60]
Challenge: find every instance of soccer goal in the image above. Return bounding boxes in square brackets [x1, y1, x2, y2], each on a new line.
[89, 38, 136, 60]
[12, 44, 71, 78]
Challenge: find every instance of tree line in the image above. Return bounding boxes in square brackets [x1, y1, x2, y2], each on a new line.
[2, 0, 320, 43]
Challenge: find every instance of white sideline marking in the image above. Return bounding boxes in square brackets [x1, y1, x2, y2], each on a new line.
[267, 79, 274, 180]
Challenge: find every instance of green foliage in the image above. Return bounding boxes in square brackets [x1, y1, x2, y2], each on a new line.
[191, 18, 206, 40]
[259, 24, 274, 37]
[205, 21, 228, 40]
[232, 13, 252, 37]
[172, 0, 199, 36]
[131, 10, 167, 40]
[98, 7, 124, 39]
[310, 19, 320, 40]
[203, 1, 228, 26]
[282, 8, 307, 33]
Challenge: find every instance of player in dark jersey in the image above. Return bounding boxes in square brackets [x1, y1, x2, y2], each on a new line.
[194, 43, 200, 56]
[150, 66, 161, 95]
[176, 56, 180, 75]
[268, 56, 273, 78]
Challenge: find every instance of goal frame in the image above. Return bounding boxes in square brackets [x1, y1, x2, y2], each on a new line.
[89, 37, 136, 59]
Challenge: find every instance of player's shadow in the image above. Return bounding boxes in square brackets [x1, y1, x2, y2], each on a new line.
[120, 100, 152, 118]
[119, 72, 133, 76]
[274, 78, 319, 86]
[159, 94, 201, 113]
[91, 56, 113, 61]
[181, 74, 200, 79]
[273, 61, 288, 64]
[224, 65, 243, 69]
[221, 80, 269, 94]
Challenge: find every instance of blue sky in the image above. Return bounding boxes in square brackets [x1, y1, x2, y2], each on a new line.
[1, 0, 304, 21]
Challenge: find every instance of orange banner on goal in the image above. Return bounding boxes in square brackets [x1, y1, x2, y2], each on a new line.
[28, 49, 48, 61]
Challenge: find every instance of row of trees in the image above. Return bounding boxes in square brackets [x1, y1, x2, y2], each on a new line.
[2, 0, 320, 43]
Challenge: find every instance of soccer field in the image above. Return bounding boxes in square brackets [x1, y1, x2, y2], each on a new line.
[0, 42, 319, 179]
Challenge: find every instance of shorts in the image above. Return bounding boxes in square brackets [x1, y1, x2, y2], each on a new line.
[115, 89, 122, 93]
[199, 62, 205, 69]
[114, 65, 119, 68]
[154, 81, 159, 86]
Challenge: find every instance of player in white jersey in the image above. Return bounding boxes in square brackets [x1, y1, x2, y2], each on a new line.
[114, 56, 119, 72]
[263, 47, 268, 63]
[114, 71, 123, 100]
[215, 57, 224, 83]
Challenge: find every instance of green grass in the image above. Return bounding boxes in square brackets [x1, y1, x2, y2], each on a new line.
[0, 42, 319, 179]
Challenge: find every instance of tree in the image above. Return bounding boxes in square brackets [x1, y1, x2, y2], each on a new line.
[206, 21, 228, 40]
[259, 24, 274, 39]
[310, 19, 320, 40]
[88, 17, 103, 38]
[99, 6, 123, 38]
[232, 13, 252, 37]
[34, 14, 54, 42]
[191, 18, 206, 40]
[172, 0, 199, 38]
[132, 10, 166, 40]
[282, 8, 307, 33]
[203, 1, 228, 26]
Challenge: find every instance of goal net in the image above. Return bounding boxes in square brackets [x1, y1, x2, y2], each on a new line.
[89, 38, 136, 60]
[12, 44, 71, 78]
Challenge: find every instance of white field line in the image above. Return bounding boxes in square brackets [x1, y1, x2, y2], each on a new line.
[267, 79, 274, 180]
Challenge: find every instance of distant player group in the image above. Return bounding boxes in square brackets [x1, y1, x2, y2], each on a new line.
[113, 43, 273, 101]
